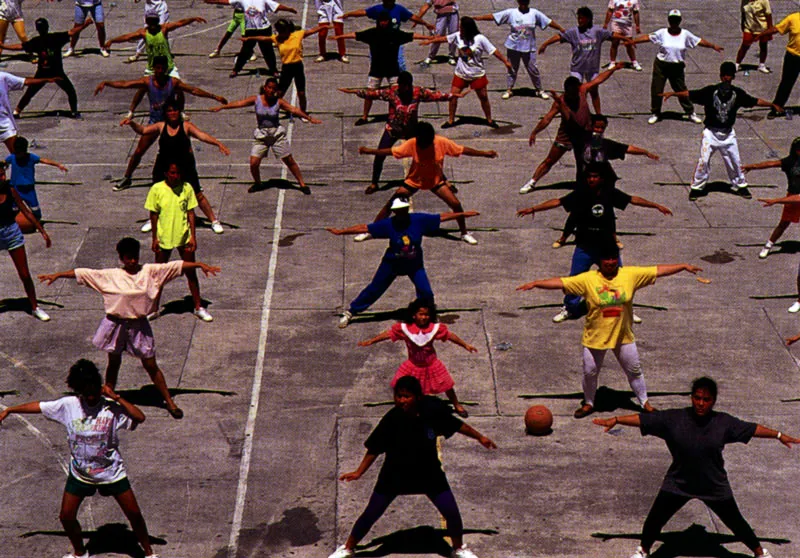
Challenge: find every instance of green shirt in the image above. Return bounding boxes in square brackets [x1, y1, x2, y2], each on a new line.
[144, 180, 198, 250]
[145, 29, 174, 73]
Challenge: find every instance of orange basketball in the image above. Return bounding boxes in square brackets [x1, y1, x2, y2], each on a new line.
[525, 405, 553, 435]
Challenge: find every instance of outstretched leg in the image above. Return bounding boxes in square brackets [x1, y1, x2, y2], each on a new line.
[113, 489, 155, 556]
[141, 356, 181, 416]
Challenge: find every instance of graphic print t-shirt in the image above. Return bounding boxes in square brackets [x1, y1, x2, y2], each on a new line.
[689, 84, 758, 131]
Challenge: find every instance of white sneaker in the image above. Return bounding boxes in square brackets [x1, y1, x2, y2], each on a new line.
[633, 313, 642, 324]
[758, 64, 771, 74]
[32, 307, 51, 322]
[338, 310, 353, 329]
[501, 90, 512, 99]
[145, 555, 161, 558]
[607, 61, 616, 70]
[552, 308, 570, 323]
[194, 307, 213, 322]
[761, 548, 774, 558]
[537, 89, 550, 99]
[461, 233, 478, 245]
[340, 55, 350, 63]
[140, 220, 152, 233]
[629, 546, 649, 558]
[519, 178, 536, 194]
[147, 310, 161, 321]
[632, 60, 643, 71]
[689, 113, 703, 124]
[451, 544, 479, 558]
[211, 221, 224, 234]
[100, 48, 110, 58]
[448, 56, 456, 65]
[209, 49, 219, 58]
[328, 545, 354, 558]
[249, 53, 257, 61]
[759, 246, 771, 259]
[789, 301, 800, 313]
[353, 232, 372, 242]
[63, 47, 74, 58]
[647, 114, 659, 125]
[735, 63, 741, 72]
[423, 57, 433, 65]
[127, 52, 141, 62]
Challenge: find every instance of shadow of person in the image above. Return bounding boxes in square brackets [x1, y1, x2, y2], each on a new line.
[355, 525, 498, 557]
[519, 386, 690, 413]
[0, 297, 62, 315]
[158, 295, 211, 317]
[592, 523, 789, 558]
[247, 178, 309, 195]
[112, 383, 236, 410]
[22, 522, 167, 558]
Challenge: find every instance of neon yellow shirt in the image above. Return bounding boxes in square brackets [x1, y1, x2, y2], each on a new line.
[776, 12, 800, 57]
[144, 180, 198, 250]
[562, 266, 657, 350]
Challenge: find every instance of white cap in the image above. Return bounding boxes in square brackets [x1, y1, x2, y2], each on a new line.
[668, 9, 681, 17]
[390, 197, 411, 210]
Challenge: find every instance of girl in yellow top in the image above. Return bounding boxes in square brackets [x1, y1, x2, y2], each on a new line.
[245, 19, 330, 114]
[517, 244, 702, 419]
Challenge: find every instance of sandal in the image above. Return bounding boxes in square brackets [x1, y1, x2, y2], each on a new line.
[167, 406, 184, 419]
[364, 183, 378, 195]
[453, 404, 469, 418]
[354, 117, 369, 126]
[573, 403, 594, 419]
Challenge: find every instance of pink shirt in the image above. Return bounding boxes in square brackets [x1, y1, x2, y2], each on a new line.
[75, 261, 184, 319]
[390, 322, 450, 367]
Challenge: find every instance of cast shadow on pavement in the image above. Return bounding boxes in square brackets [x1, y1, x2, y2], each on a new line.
[519, 386, 690, 414]
[22, 522, 167, 558]
[0, 297, 62, 315]
[592, 523, 789, 558]
[114, 383, 236, 411]
[355, 525, 498, 557]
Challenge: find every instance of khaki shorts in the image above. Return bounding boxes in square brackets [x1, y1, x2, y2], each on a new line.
[367, 75, 398, 89]
[251, 126, 290, 159]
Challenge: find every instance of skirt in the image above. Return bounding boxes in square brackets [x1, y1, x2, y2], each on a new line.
[390, 358, 454, 394]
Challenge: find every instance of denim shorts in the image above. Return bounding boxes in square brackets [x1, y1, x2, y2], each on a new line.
[75, 3, 104, 24]
[0, 222, 24, 252]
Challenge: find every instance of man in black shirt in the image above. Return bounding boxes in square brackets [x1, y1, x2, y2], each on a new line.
[662, 61, 776, 201]
[517, 162, 672, 321]
[5, 18, 90, 118]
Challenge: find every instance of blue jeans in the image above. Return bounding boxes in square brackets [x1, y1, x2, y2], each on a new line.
[564, 244, 622, 318]
[349, 259, 433, 314]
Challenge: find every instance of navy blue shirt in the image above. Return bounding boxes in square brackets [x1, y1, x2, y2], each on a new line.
[365, 3, 413, 29]
[367, 212, 441, 262]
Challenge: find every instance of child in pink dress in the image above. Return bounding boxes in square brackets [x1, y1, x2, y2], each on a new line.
[359, 300, 477, 417]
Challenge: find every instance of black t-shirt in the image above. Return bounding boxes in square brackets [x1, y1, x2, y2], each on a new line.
[365, 396, 462, 495]
[780, 156, 800, 194]
[689, 84, 758, 131]
[23, 32, 70, 74]
[640, 408, 757, 501]
[569, 133, 628, 181]
[355, 27, 414, 78]
[560, 185, 631, 248]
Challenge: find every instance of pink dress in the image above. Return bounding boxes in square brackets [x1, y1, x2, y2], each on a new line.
[389, 322, 455, 394]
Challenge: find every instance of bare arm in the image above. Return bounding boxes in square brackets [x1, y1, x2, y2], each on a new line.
[39, 157, 68, 172]
[472, 14, 495, 22]
[516, 197, 562, 217]
[209, 95, 257, 112]
[529, 103, 560, 145]
[68, 19, 94, 36]
[753, 425, 800, 447]
[593, 414, 641, 432]
[743, 159, 781, 172]
[339, 452, 378, 481]
[754, 25, 779, 41]
[0, 401, 42, 423]
[655, 263, 703, 277]
[447, 331, 477, 353]
[661, 90, 690, 100]
[275, 4, 298, 14]
[332, 32, 357, 41]
[106, 28, 146, 46]
[341, 9, 366, 19]
[537, 33, 561, 54]
[94, 78, 147, 96]
[277, 97, 322, 123]
[516, 277, 565, 291]
[629, 195, 672, 215]
[461, 146, 498, 158]
[759, 194, 800, 207]
[23, 77, 60, 88]
[303, 24, 330, 38]
[698, 38, 723, 52]
[458, 422, 497, 448]
[440, 210, 479, 223]
[326, 224, 369, 235]
[175, 79, 228, 104]
[627, 34, 652, 45]
[359, 146, 394, 156]
[180, 261, 221, 277]
[419, 35, 448, 45]
[603, 9, 612, 28]
[626, 144, 659, 160]
[358, 330, 392, 347]
[163, 17, 207, 35]
[415, 3, 431, 20]
[38, 269, 76, 284]
[548, 20, 566, 33]
[493, 48, 513, 70]
[185, 122, 231, 155]
[127, 120, 162, 136]
[583, 64, 625, 91]
[410, 14, 435, 30]
[102, 385, 146, 424]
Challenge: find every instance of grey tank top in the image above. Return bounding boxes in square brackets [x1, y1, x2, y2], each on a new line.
[255, 94, 280, 129]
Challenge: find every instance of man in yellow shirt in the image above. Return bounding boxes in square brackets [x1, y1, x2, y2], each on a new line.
[756, 10, 800, 117]
[144, 162, 213, 322]
[517, 244, 702, 418]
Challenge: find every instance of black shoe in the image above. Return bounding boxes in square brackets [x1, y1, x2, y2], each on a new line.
[767, 109, 787, 119]
[113, 176, 132, 192]
[299, 186, 312, 195]
[354, 117, 369, 126]
[688, 190, 700, 201]
[736, 187, 752, 199]
[487, 120, 499, 129]
[441, 121, 455, 129]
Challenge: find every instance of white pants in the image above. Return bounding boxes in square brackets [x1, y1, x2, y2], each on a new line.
[690, 127, 747, 191]
[582, 343, 648, 407]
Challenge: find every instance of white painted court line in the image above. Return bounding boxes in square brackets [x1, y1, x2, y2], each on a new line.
[227, 0, 309, 554]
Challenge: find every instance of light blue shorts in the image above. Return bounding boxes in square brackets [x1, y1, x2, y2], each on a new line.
[75, 4, 104, 24]
[0, 222, 25, 252]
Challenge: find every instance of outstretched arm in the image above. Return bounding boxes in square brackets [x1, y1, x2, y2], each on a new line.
[277, 97, 322, 123]
[209, 95, 257, 112]
[626, 145, 660, 160]
[537, 33, 561, 54]
[410, 14, 435, 30]
[275, 4, 298, 14]
[493, 49, 513, 70]
[185, 123, 231, 155]
[358, 330, 392, 347]
[419, 35, 447, 45]
[548, 20, 566, 33]
[516, 197, 562, 217]
[38, 269, 76, 284]
[23, 77, 60, 88]
[440, 210, 479, 222]
[447, 331, 477, 353]
[339, 452, 378, 481]
[126, 120, 161, 136]
[583, 63, 625, 91]
[753, 425, 800, 447]
[630, 195, 671, 215]
[341, 9, 366, 19]
[759, 194, 800, 207]
[94, 78, 147, 96]
[698, 38, 723, 52]
[458, 422, 497, 449]
[0, 401, 43, 423]
[359, 146, 393, 156]
[655, 263, 703, 277]
[164, 17, 207, 35]
[516, 277, 564, 291]
[180, 261, 221, 277]
[39, 157, 68, 172]
[105, 28, 146, 46]
[303, 23, 331, 38]
[461, 146, 498, 158]
[756, 97, 782, 112]
[743, 159, 781, 173]
[593, 414, 641, 432]
[102, 385, 146, 423]
[175, 79, 228, 104]
[331, 32, 357, 41]
[661, 90, 690, 101]
[326, 224, 369, 235]
[627, 33, 652, 45]
[754, 25, 780, 41]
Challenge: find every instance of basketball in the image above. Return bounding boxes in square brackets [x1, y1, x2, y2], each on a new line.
[525, 405, 553, 435]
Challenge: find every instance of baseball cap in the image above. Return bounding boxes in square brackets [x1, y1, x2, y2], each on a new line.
[390, 197, 411, 210]
[668, 9, 681, 17]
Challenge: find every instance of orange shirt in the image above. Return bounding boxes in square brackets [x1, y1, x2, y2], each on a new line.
[391, 135, 465, 190]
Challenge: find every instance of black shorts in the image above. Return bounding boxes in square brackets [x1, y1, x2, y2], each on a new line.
[278, 62, 306, 94]
[65, 473, 131, 497]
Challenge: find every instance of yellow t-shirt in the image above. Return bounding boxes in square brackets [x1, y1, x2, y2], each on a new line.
[742, 0, 771, 34]
[561, 266, 657, 350]
[776, 12, 800, 57]
[144, 180, 198, 250]
[270, 30, 305, 65]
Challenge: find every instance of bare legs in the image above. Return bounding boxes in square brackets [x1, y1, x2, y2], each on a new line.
[8, 245, 40, 312]
[609, 38, 637, 64]
[249, 154, 309, 191]
[105, 353, 181, 416]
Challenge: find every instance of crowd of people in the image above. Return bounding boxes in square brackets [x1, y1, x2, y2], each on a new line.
[0, 1, 799, 558]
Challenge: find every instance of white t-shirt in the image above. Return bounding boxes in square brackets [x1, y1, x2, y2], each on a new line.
[233, 0, 280, 30]
[40, 396, 132, 484]
[649, 28, 701, 63]
[492, 7, 551, 52]
[607, 0, 639, 25]
[0, 72, 24, 132]
[447, 32, 496, 79]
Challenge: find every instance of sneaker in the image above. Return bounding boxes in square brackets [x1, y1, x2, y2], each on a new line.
[519, 178, 536, 194]
[100, 48, 110, 58]
[573, 403, 594, 418]
[633, 313, 642, 324]
[767, 109, 787, 119]
[735, 186, 752, 199]
[12, 109, 19, 118]
[328, 545, 354, 558]
[501, 90, 512, 99]
[127, 52, 141, 62]
[735, 62, 741, 72]
[315, 55, 325, 63]
[338, 310, 353, 329]
[451, 545, 479, 558]
[758, 64, 771, 74]
[688, 188, 703, 201]
[689, 113, 703, 124]
[607, 61, 616, 70]
[759, 243, 773, 259]
[193, 307, 213, 322]
[70, 111, 83, 120]
[62, 552, 89, 558]
[632, 60, 643, 71]
[209, 49, 219, 58]
[113, 177, 132, 191]
[353, 232, 372, 242]
[461, 232, 478, 245]
[249, 52, 257, 62]
[647, 114, 659, 125]
[789, 301, 800, 313]
[32, 307, 51, 322]
[147, 310, 160, 321]
[551, 239, 563, 249]
[629, 546, 649, 558]
[552, 308, 570, 323]
[423, 57, 433, 65]
[140, 220, 152, 233]
[536, 89, 550, 100]
[761, 548, 774, 558]
[145, 554, 161, 558]
[340, 55, 350, 63]
[211, 220, 224, 234]
[448, 56, 456, 65]
[63, 47, 74, 58]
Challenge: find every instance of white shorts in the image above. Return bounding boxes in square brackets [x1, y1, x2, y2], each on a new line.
[251, 126, 290, 159]
[144, 0, 169, 22]
[569, 70, 599, 83]
[0, 0, 23, 22]
[317, 2, 343, 24]
[0, 124, 18, 142]
[609, 20, 633, 37]
[367, 75, 398, 89]
[145, 65, 180, 79]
